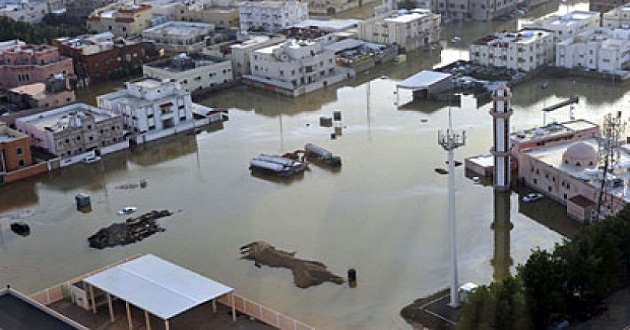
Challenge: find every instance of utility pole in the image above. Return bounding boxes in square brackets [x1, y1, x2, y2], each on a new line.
[438, 106, 466, 308]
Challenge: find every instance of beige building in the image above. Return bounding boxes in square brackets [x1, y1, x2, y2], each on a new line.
[142, 21, 215, 54]
[520, 10, 601, 42]
[14, 103, 124, 157]
[172, 3, 239, 29]
[519, 138, 630, 223]
[307, 0, 378, 15]
[87, 3, 154, 38]
[357, 9, 441, 53]
[8, 75, 76, 110]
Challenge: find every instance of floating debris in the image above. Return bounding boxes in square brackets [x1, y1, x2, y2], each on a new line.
[304, 143, 341, 167]
[435, 168, 448, 175]
[240, 241, 344, 288]
[10, 222, 30, 236]
[115, 183, 140, 190]
[249, 154, 307, 178]
[87, 210, 172, 249]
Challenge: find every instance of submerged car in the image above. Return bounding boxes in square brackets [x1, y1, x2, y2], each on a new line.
[522, 193, 543, 202]
[117, 206, 138, 215]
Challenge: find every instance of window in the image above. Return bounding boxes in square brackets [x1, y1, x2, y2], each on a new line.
[19, 160, 25, 167]
[16, 147, 22, 155]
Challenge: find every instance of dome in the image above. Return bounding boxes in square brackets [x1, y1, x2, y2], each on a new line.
[562, 141, 598, 167]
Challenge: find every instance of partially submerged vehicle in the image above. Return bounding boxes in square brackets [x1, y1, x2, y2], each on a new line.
[250, 154, 306, 177]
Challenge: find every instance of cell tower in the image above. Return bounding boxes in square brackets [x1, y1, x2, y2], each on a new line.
[595, 111, 626, 223]
[438, 108, 466, 308]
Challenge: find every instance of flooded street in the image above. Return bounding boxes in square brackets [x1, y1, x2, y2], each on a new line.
[1, 1, 628, 328]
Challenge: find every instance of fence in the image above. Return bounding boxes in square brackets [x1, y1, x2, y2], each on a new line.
[29, 254, 314, 330]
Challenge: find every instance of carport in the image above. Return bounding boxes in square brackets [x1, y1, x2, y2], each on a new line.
[83, 254, 236, 329]
[396, 70, 453, 103]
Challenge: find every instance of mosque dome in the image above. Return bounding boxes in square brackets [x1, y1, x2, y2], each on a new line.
[562, 141, 598, 167]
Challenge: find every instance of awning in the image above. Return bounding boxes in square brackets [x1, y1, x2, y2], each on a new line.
[397, 70, 452, 90]
[83, 254, 236, 328]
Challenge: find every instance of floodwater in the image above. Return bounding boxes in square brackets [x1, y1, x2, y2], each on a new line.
[1, 2, 627, 328]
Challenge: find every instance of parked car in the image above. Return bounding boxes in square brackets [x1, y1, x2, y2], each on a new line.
[117, 206, 137, 215]
[522, 192, 543, 202]
[83, 155, 101, 164]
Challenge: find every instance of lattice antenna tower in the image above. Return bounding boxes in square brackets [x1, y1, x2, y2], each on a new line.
[595, 111, 626, 223]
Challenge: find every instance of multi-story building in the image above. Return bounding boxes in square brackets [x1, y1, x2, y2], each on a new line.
[208, 34, 286, 78]
[590, 0, 630, 14]
[53, 32, 160, 87]
[143, 53, 233, 95]
[243, 39, 353, 97]
[0, 0, 50, 23]
[357, 9, 441, 53]
[8, 74, 76, 109]
[0, 42, 74, 90]
[520, 10, 601, 42]
[142, 21, 215, 54]
[65, 0, 117, 22]
[14, 103, 124, 157]
[87, 3, 153, 38]
[602, 4, 630, 28]
[171, 2, 239, 29]
[307, 0, 377, 15]
[436, 0, 517, 21]
[0, 124, 33, 179]
[469, 29, 555, 72]
[556, 27, 630, 74]
[239, 1, 308, 33]
[96, 78, 195, 143]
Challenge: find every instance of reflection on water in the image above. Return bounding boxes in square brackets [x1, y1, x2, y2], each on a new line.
[491, 190, 513, 283]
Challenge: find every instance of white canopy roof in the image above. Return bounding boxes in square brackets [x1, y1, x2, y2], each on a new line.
[397, 71, 452, 89]
[84, 254, 233, 320]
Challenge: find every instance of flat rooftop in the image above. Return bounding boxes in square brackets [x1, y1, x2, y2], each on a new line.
[143, 21, 214, 36]
[510, 119, 599, 144]
[0, 289, 83, 329]
[21, 104, 113, 133]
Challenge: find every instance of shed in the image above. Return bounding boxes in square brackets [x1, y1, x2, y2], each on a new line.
[396, 71, 453, 102]
[83, 254, 236, 329]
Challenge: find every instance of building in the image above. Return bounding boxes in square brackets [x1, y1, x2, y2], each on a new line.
[96, 78, 196, 143]
[0, 287, 86, 328]
[469, 29, 555, 72]
[0, 0, 50, 23]
[219, 34, 286, 78]
[243, 39, 353, 97]
[0, 124, 45, 184]
[143, 53, 233, 95]
[8, 74, 76, 110]
[307, 0, 377, 15]
[15, 103, 124, 158]
[518, 137, 630, 223]
[520, 10, 601, 42]
[0, 42, 74, 90]
[87, 3, 153, 38]
[65, 0, 117, 22]
[172, 2, 239, 29]
[602, 4, 630, 28]
[436, 0, 517, 21]
[142, 21, 215, 54]
[590, 0, 630, 14]
[556, 27, 630, 75]
[357, 9, 441, 53]
[53, 32, 160, 87]
[239, 1, 308, 33]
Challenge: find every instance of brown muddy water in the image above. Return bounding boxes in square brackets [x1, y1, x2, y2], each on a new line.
[1, 2, 627, 328]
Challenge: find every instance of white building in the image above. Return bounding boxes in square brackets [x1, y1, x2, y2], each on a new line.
[520, 10, 601, 42]
[603, 4, 630, 29]
[143, 53, 234, 94]
[96, 78, 195, 143]
[243, 39, 353, 97]
[469, 29, 555, 72]
[239, 1, 308, 33]
[222, 34, 286, 78]
[357, 9, 441, 53]
[14, 103, 125, 157]
[0, 0, 52, 23]
[556, 27, 630, 74]
[142, 21, 215, 54]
